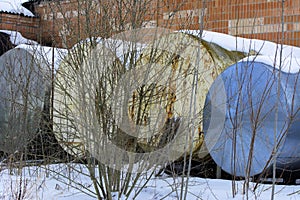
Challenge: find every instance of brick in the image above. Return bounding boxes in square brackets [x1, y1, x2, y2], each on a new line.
[2, 0, 300, 48]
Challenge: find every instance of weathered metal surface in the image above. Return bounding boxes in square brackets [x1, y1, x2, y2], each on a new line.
[203, 61, 300, 177]
[53, 42, 124, 157]
[53, 43, 93, 157]
[52, 29, 158, 157]
[127, 32, 245, 160]
[0, 48, 47, 154]
[53, 30, 246, 162]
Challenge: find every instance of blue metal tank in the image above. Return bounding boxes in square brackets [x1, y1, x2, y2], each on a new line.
[203, 61, 300, 177]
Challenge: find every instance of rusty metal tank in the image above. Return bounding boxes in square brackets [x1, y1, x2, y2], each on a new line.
[53, 29, 246, 162]
[129, 32, 245, 160]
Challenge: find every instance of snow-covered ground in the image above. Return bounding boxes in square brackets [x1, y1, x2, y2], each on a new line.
[0, 0, 34, 17]
[0, 164, 300, 200]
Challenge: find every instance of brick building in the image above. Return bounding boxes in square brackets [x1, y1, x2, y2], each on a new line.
[0, 12, 40, 42]
[1, 0, 300, 48]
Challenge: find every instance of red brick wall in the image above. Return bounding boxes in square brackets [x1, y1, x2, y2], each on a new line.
[158, 0, 300, 46]
[33, 0, 300, 47]
[35, 0, 156, 48]
[0, 12, 40, 43]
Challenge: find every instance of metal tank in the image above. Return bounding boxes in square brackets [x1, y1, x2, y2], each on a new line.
[203, 60, 300, 177]
[69, 31, 246, 162]
[53, 29, 246, 163]
[52, 29, 170, 157]
[0, 48, 49, 154]
[130, 32, 245, 160]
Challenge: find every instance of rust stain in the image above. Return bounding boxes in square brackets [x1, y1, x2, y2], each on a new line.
[166, 54, 180, 119]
